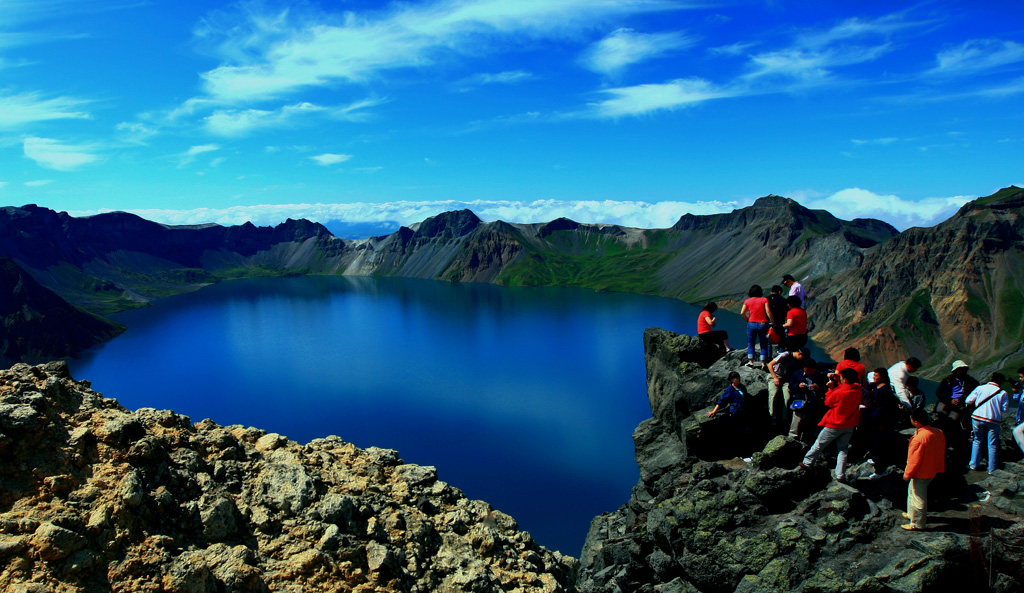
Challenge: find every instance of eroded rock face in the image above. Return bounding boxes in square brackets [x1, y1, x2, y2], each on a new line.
[0, 361, 577, 592]
[577, 328, 1024, 593]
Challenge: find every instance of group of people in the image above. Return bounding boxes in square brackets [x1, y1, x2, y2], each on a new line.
[697, 273, 1024, 532]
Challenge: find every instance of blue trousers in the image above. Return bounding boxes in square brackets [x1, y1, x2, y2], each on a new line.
[970, 418, 1000, 472]
[746, 322, 769, 362]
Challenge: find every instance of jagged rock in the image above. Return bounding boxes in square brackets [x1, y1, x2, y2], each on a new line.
[0, 362, 578, 592]
[577, 326, 1024, 592]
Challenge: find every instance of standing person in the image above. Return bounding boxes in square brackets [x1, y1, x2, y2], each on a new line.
[1012, 367, 1024, 454]
[697, 302, 731, 353]
[966, 373, 1009, 473]
[782, 274, 807, 307]
[767, 285, 790, 354]
[863, 368, 900, 479]
[888, 357, 922, 411]
[902, 409, 946, 531]
[783, 295, 808, 351]
[789, 359, 827, 443]
[740, 285, 775, 368]
[934, 361, 978, 469]
[767, 347, 809, 430]
[800, 368, 863, 482]
[835, 347, 867, 386]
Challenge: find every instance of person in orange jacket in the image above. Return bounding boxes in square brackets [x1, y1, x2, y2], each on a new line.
[799, 367, 863, 482]
[902, 408, 946, 531]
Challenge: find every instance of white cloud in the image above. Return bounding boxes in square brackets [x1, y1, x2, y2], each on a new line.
[22, 137, 101, 171]
[203, 99, 383, 136]
[0, 92, 90, 129]
[69, 199, 740, 230]
[850, 137, 898, 145]
[115, 121, 158, 144]
[581, 28, 695, 75]
[194, 0, 686, 103]
[456, 70, 534, 91]
[588, 78, 733, 118]
[930, 39, 1024, 76]
[311, 153, 352, 166]
[176, 144, 221, 167]
[0, 181, 7, 190]
[24, 179, 54, 187]
[802, 188, 969, 230]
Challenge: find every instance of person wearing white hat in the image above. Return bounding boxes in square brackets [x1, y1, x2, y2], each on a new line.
[934, 360, 979, 468]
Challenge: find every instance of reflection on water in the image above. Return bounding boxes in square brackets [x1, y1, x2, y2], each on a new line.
[72, 276, 717, 554]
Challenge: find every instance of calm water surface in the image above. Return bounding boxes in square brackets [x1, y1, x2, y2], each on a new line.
[70, 276, 737, 554]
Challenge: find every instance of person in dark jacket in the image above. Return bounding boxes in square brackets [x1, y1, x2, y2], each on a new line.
[933, 360, 979, 468]
[788, 359, 826, 443]
[707, 371, 751, 458]
[767, 285, 790, 354]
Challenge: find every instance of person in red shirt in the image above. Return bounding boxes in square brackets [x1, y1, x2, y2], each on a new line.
[902, 408, 946, 530]
[835, 347, 867, 386]
[782, 295, 808, 350]
[799, 368, 863, 482]
[740, 285, 775, 368]
[696, 302, 731, 352]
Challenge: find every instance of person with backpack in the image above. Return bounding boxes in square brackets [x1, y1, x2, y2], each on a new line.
[966, 372, 1009, 474]
[767, 347, 810, 430]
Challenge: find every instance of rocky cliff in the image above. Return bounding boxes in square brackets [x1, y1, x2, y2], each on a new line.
[575, 328, 1024, 592]
[0, 361, 577, 592]
[0, 257, 124, 368]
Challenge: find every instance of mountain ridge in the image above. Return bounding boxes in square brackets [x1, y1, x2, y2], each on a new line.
[2, 187, 1021, 377]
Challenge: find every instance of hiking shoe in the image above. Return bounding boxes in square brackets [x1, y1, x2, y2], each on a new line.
[900, 524, 922, 531]
[868, 471, 888, 480]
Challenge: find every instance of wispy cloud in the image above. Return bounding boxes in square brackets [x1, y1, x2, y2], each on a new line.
[581, 28, 695, 76]
[310, 153, 352, 166]
[586, 78, 734, 118]
[22, 137, 101, 171]
[24, 179, 54, 187]
[176, 144, 220, 167]
[929, 39, 1024, 76]
[851, 137, 899, 145]
[204, 99, 383, 137]
[455, 70, 534, 91]
[193, 0, 686, 103]
[0, 91, 91, 129]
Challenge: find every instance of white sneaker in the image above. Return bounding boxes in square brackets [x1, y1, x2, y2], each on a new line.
[868, 471, 887, 480]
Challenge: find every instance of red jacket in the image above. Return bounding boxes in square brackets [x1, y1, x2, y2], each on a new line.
[819, 383, 863, 429]
[905, 425, 946, 479]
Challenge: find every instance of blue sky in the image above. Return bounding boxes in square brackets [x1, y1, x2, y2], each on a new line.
[1, 0, 1021, 231]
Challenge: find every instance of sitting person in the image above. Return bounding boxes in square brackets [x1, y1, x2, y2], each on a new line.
[706, 371, 751, 458]
[788, 359, 826, 443]
[697, 302, 731, 352]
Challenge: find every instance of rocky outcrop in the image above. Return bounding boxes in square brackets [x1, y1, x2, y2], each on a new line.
[576, 327, 1024, 593]
[0, 257, 124, 367]
[0, 361, 577, 592]
[811, 185, 1024, 378]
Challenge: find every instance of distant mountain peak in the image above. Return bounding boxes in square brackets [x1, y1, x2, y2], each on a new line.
[414, 209, 482, 238]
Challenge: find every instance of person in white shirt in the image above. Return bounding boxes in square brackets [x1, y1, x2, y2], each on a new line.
[966, 372, 1010, 474]
[887, 357, 922, 411]
[781, 274, 807, 307]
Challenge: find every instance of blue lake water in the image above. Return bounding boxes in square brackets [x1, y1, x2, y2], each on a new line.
[69, 276, 750, 554]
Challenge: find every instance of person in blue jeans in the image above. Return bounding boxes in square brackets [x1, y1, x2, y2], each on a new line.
[965, 372, 1009, 473]
[740, 285, 775, 368]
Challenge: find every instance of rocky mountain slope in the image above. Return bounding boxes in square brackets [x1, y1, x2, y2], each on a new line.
[812, 186, 1024, 376]
[576, 328, 1024, 592]
[0, 361, 577, 592]
[0, 257, 123, 368]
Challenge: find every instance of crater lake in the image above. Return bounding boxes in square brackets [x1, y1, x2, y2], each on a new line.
[69, 275, 743, 554]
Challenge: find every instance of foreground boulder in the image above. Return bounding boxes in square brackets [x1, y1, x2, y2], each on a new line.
[0, 361, 577, 592]
[576, 328, 1024, 593]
